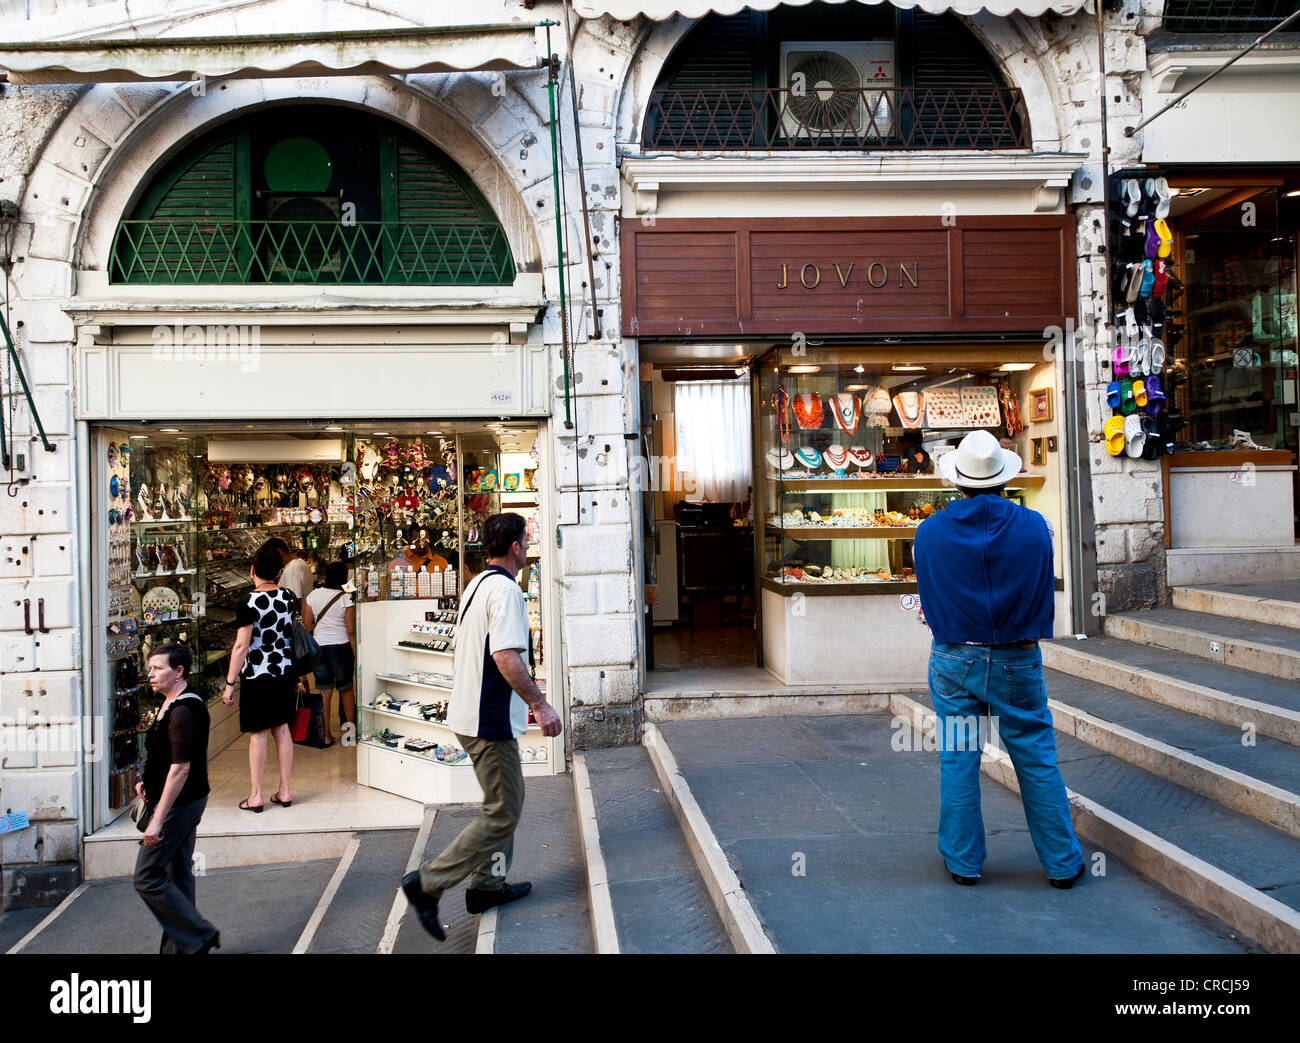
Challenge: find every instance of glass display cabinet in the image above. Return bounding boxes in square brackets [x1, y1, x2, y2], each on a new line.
[754, 346, 1051, 685]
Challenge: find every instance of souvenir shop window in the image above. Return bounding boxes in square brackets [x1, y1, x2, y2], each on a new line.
[1166, 185, 1298, 452]
[757, 349, 1048, 591]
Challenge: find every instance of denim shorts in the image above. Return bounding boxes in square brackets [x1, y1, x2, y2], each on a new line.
[313, 643, 355, 689]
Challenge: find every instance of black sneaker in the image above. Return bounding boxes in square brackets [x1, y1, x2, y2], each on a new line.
[465, 881, 532, 914]
[401, 871, 446, 941]
[950, 872, 979, 886]
[1048, 864, 1086, 890]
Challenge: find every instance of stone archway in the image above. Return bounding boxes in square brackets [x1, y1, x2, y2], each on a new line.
[607, 9, 1071, 152]
[21, 73, 551, 282]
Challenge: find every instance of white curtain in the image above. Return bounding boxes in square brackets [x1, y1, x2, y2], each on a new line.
[674, 379, 752, 503]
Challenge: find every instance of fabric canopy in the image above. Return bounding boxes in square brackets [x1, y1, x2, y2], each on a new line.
[0, 24, 546, 85]
[574, 0, 1089, 19]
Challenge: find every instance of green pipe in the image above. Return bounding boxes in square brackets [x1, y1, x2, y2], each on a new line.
[545, 24, 574, 430]
[0, 312, 52, 453]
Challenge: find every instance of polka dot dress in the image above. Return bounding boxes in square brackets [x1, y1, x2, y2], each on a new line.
[235, 586, 299, 733]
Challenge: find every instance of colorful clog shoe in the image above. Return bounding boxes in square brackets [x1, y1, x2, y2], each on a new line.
[1104, 415, 1126, 456]
[1124, 413, 1146, 458]
[1120, 380, 1137, 416]
[1145, 375, 1166, 415]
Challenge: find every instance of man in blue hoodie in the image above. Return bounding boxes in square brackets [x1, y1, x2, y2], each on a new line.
[914, 430, 1083, 889]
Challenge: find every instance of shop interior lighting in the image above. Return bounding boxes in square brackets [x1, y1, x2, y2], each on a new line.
[1286, 189, 1300, 198]
[845, 384, 869, 391]
[854, 365, 865, 374]
[324, 425, 343, 431]
[786, 365, 821, 374]
[372, 431, 389, 436]
[998, 363, 1035, 372]
[159, 428, 180, 433]
[891, 364, 926, 373]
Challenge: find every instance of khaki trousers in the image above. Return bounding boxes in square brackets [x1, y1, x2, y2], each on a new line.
[418, 734, 524, 898]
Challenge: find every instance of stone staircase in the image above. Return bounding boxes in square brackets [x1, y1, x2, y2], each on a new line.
[1041, 579, 1300, 950]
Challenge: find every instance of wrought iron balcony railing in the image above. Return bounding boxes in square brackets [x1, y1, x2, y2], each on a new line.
[110, 220, 516, 285]
[643, 87, 1030, 151]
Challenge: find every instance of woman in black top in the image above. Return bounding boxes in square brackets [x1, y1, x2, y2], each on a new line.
[134, 641, 220, 954]
[222, 541, 298, 811]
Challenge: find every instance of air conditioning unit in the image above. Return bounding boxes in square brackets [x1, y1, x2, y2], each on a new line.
[779, 41, 896, 142]
[264, 193, 342, 280]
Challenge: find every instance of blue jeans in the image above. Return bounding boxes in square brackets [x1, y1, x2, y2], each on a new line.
[929, 642, 1082, 880]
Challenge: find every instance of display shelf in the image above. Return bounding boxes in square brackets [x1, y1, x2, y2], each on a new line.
[762, 577, 918, 596]
[359, 738, 472, 765]
[363, 702, 548, 735]
[375, 671, 453, 692]
[770, 475, 1045, 492]
[131, 517, 196, 526]
[766, 525, 919, 539]
[362, 705, 452, 728]
[390, 643, 454, 658]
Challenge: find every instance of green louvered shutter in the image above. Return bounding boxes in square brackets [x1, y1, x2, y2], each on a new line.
[650, 13, 758, 149]
[113, 136, 243, 283]
[909, 14, 1020, 148]
[381, 135, 514, 284]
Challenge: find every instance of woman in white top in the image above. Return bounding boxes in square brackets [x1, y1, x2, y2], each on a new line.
[302, 561, 355, 747]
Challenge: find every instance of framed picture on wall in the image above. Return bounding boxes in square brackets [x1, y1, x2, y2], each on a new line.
[1028, 387, 1054, 423]
[1031, 437, 1046, 465]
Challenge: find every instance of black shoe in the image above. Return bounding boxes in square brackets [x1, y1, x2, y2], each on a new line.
[950, 872, 979, 886]
[465, 881, 532, 914]
[1048, 863, 1086, 890]
[195, 931, 220, 954]
[401, 871, 446, 941]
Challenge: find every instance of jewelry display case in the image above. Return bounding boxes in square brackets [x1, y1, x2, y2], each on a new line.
[754, 346, 1058, 685]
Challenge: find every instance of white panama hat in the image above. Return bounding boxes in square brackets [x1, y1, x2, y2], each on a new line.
[937, 430, 1022, 489]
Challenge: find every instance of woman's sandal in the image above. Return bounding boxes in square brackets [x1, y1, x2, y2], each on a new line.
[270, 792, 293, 808]
[239, 799, 263, 813]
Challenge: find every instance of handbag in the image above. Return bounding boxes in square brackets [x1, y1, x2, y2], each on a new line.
[290, 686, 312, 742]
[132, 796, 153, 833]
[288, 592, 321, 676]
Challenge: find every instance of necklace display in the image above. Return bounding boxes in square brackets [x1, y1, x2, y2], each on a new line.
[831, 393, 860, 434]
[791, 393, 823, 430]
[824, 444, 849, 470]
[892, 391, 925, 429]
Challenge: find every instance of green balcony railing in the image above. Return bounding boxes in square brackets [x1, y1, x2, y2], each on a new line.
[110, 220, 516, 285]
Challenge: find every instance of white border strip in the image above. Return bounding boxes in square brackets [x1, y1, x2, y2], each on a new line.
[643, 723, 775, 954]
[889, 692, 1300, 954]
[378, 805, 437, 954]
[292, 835, 361, 954]
[475, 907, 498, 953]
[571, 753, 620, 954]
[5, 883, 89, 955]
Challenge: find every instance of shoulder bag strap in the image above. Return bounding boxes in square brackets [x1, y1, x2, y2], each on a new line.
[310, 591, 346, 630]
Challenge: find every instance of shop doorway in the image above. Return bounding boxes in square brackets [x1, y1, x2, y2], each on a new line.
[93, 419, 555, 837]
[640, 353, 761, 681]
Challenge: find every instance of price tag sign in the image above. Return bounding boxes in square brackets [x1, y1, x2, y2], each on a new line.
[0, 811, 31, 835]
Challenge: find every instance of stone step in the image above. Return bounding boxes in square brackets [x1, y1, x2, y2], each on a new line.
[1042, 637, 1300, 746]
[894, 693, 1300, 952]
[1173, 582, 1300, 631]
[577, 745, 731, 954]
[1043, 667, 1300, 839]
[391, 776, 594, 954]
[654, 712, 1263, 953]
[1104, 607, 1300, 681]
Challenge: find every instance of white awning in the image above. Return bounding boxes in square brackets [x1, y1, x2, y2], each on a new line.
[574, 0, 1089, 19]
[0, 24, 547, 85]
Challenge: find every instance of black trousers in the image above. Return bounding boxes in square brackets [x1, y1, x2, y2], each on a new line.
[133, 796, 217, 954]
